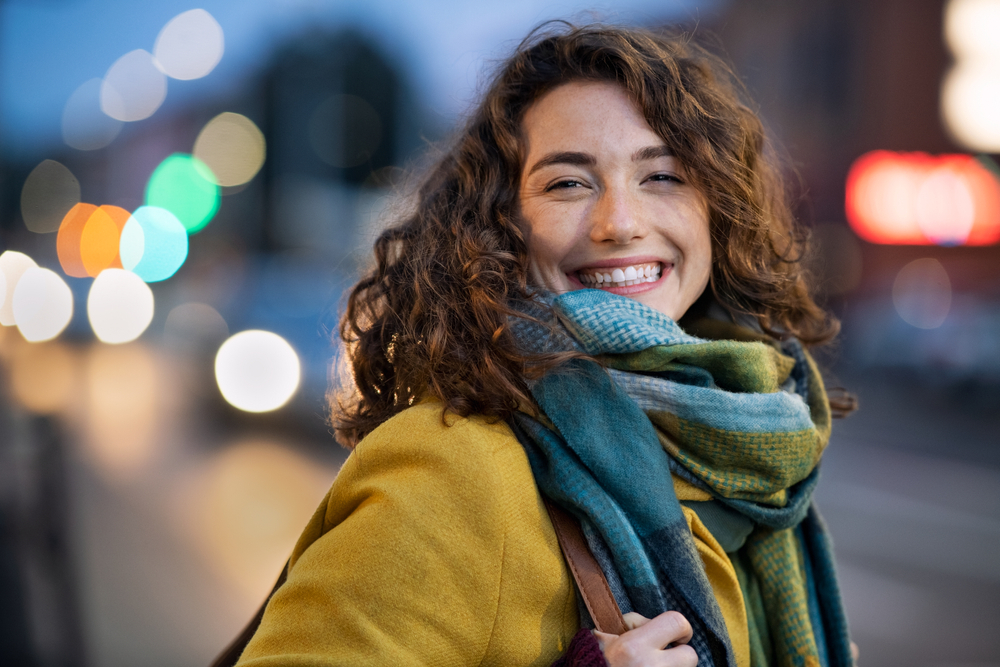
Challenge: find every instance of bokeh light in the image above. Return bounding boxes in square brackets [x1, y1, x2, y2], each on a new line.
[153, 9, 224, 81]
[84, 343, 160, 482]
[12, 267, 73, 342]
[946, 0, 1000, 58]
[10, 341, 77, 414]
[119, 206, 189, 282]
[57, 202, 98, 277]
[193, 113, 266, 187]
[845, 151, 1000, 245]
[893, 258, 953, 329]
[0, 251, 38, 325]
[942, 63, 1000, 152]
[88, 269, 155, 344]
[62, 78, 123, 150]
[943, 0, 1000, 151]
[308, 94, 382, 168]
[81, 205, 130, 277]
[145, 154, 220, 233]
[215, 330, 300, 412]
[101, 49, 168, 122]
[163, 302, 229, 351]
[21, 160, 81, 234]
[915, 168, 975, 245]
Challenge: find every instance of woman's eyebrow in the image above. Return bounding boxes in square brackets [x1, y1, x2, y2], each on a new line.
[632, 145, 674, 162]
[526, 151, 595, 176]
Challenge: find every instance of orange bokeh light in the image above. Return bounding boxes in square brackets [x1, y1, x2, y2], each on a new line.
[58, 203, 132, 277]
[845, 151, 1000, 245]
[57, 202, 97, 277]
[81, 205, 129, 276]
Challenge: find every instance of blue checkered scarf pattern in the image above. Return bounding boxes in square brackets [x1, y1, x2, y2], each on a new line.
[510, 289, 852, 667]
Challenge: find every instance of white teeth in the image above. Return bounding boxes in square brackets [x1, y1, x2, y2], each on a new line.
[578, 263, 664, 290]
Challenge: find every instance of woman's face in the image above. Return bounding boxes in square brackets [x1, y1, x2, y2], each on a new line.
[518, 80, 712, 321]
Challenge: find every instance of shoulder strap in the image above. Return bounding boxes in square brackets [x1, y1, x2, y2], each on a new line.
[209, 562, 287, 667]
[544, 499, 628, 636]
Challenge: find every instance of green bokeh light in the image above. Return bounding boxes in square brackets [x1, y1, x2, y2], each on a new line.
[144, 153, 220, 234]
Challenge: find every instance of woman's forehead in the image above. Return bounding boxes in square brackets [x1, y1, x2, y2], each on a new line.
[520, 81, 669, 165]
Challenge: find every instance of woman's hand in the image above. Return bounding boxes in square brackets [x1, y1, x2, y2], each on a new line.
[593, 611, 698, 667]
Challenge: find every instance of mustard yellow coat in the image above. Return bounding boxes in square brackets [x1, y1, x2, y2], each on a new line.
[237, 402, 750, 667]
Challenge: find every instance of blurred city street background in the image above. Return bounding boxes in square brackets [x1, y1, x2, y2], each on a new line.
[1, 1, 998, 666]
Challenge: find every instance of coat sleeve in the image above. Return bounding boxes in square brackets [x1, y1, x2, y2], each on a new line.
[236, 405, 511, 667]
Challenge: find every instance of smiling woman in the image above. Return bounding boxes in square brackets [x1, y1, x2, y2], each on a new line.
[226, 23, 856, 667]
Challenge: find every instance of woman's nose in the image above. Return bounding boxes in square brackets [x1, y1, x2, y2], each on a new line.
[590, 188, 647, 244]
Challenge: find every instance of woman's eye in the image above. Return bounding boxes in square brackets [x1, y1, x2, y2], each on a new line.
[647, 173, 684, 184]
[545, 179, 586, 192]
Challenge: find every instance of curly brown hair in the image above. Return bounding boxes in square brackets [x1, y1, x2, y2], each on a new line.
[333, 23, 848, 446]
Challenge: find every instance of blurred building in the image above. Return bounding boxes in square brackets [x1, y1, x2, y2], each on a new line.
[1, 2, 998, 666]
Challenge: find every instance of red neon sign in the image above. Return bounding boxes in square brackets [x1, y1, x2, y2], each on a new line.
[845, 151, 1000, 246]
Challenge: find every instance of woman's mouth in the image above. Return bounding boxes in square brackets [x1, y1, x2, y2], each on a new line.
[575, 262, 664, 289]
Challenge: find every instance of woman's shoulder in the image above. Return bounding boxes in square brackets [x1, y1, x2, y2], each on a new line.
[305, 401, 535, 546]
[243, 400, 578, 665]
[356, 399, 521, 462]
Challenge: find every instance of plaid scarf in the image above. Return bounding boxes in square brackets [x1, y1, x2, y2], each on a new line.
[510, 289, 853, 667]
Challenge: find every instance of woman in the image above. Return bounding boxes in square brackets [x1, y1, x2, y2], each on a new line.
[234, 23, 855, 667]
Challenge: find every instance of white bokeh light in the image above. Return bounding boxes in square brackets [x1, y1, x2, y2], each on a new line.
[87, 268, 155, 343]
[154, 9, 225, 80]
[215, 330, 301, 413]
[943, 0, 1000, 152]
[63, 78, 123, 150]
[942, 62, 1000, 152]
[946, 0, 1000, 58]
[0, 251, 38, 325]
[101, 50, 168, 122]
[12, 268, 73, 342]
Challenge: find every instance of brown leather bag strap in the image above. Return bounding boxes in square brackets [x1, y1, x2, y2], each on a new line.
[544, 499, 628, 636]
[209, 562, 288, 667]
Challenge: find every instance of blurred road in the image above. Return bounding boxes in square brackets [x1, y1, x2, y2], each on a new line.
[819, 441, 1000, 667]
[816, 368, 1000, 667]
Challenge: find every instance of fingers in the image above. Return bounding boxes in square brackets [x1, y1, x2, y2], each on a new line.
[851, 641, 860, 662]
[633, 610, 694, 649]
[623, 612, 651, 631]
[596, 611, 699, 667]
[663, 643, 698, 667]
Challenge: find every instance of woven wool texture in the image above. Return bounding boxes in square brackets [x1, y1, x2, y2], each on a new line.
[512, 289, 852, 667]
